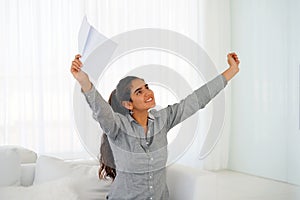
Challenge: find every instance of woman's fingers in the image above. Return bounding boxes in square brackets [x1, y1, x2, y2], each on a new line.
[228, 52, 239, 62]
[71, 54, 83, 73]
[229, 52, 237, 57]
[73, 57, 82, 66]
[71, 65, 80, 73]
[70, 65, 79, 74]
[72, 60, 81, 68]
[70, 67, 78, 73]
[71, 63, 80, 73]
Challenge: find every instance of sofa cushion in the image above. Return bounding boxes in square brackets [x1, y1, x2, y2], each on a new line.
[34, 155, 71, 184]
[167, 164, 217, 200]
[0, 177, 79, 200]
[11, 145, 37, 164]
[34, 155, 111, 200]
[0, 145, 37, 164]
[0, 146, 21, 186]
[20, 163, 36, 186]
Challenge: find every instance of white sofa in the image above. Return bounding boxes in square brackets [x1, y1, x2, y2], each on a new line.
[0, 146, 217, 200]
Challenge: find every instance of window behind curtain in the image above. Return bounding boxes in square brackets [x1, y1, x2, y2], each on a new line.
[0, 0, 89, 158]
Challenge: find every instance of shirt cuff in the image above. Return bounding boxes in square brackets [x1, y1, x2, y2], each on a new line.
[81, 83, 96, 101]
[220, 74, 228, 88]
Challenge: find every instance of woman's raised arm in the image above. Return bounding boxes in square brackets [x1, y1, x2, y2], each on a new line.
[70, 54, 92, 92]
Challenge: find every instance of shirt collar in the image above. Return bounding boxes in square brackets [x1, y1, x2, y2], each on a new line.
[127, 109, 160, 123]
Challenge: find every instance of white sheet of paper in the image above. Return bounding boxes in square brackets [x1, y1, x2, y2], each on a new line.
[78, 16, 117, 80]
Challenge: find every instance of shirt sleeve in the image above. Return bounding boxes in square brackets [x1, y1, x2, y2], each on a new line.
[164, 74, 227, 130]
[82, 84, 121, 138]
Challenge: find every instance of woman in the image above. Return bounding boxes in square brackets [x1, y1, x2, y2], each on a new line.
[70, 53, 240, 200]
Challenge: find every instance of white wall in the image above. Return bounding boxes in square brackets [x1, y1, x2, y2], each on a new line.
[229, 0, 300, 185]
[286, 0, 300, 186]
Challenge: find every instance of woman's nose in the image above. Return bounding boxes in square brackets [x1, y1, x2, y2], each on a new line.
[144, 90, 151, 97]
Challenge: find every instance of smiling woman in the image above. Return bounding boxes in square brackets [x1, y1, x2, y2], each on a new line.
[70, 52, 239, 199]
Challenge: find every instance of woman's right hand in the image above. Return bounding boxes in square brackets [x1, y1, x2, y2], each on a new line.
[70, 54, 92, 92]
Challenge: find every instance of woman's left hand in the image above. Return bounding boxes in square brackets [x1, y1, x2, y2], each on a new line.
[222, 52, 240, 81]
[227, 52, 240, 72]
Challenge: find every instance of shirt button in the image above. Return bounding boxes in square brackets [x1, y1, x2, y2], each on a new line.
[149, 175, 152, 179]
[150, 157, 153, 161]
[149, 185, 153, 189]
[149, 197, 153, 200]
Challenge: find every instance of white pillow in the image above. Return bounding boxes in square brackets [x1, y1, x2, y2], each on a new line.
[34, 155, 111, 200]
[0, 177, 79, 200]
[0, 147, 21, 186]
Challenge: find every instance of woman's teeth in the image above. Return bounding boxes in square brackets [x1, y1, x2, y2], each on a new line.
[146, 98, 152, 102]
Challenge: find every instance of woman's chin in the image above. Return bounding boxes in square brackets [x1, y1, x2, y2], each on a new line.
[147, 102, 156, 109]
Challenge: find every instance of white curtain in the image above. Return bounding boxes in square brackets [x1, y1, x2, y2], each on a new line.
[0, 0, 231, 169]
[0, 0, 87, 158]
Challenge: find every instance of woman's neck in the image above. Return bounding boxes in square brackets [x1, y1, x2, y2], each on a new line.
[132, 110, 148, 128]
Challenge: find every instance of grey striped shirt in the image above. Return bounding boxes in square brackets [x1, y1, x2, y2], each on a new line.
[83, 74, 227, 200]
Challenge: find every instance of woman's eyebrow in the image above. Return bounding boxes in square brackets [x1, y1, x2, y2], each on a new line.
[134, 84, 148, 94]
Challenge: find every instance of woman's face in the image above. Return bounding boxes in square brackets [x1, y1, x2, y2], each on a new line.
[129, 79, 156, 112]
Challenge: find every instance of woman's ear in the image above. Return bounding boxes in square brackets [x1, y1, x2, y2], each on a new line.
[121, 101, 133, 110]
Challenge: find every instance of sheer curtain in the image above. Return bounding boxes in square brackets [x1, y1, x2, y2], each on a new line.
[0, 0, 87, 158]
[0, 0, 231, 169]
